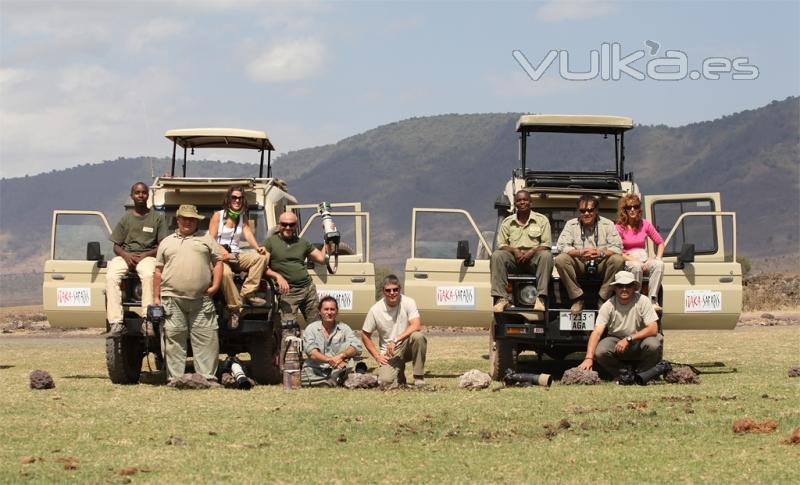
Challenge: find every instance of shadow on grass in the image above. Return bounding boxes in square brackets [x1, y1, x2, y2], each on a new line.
[0, 365, 13, 370]
[63, 374, 107, 379]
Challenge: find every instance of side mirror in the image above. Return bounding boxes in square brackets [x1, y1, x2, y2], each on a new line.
[674, 243, 695, 270]
[86, 242, 107, 268]
[457, 240, 474, 267]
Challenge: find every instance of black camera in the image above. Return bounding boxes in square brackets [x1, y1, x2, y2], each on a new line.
[503, 368, 553, 387]
[146, 304, 165, 324]
[617, 367, 636, 385]
[634, 361, 673, 385]
[586, 259, 598, 275]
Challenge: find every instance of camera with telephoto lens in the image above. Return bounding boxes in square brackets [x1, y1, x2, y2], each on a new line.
[146, 304, 165, 324]
[617, 367, 636, 386]
[634, 361, 673, 385]
[221, 355, 252, 390]
[503, 368, 553, 387]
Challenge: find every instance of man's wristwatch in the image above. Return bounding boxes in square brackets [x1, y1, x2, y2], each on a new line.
[625, 335, 633, 343]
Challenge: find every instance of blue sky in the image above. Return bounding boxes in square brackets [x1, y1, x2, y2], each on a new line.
[1, 0, 797, 177]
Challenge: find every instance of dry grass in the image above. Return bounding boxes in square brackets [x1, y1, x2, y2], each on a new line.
[1, 326, 799, 483]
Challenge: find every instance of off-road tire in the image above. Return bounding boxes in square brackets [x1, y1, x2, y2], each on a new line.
[106, 336, 144, 384]
[489, 319, 516, 380]
[248, 325, 281, 385]
[313, 242, 355, 256]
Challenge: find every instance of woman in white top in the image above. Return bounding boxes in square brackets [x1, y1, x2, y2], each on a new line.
[208, 186, 269, 328]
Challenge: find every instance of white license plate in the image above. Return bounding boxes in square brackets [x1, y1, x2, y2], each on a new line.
[559, 311, 595, 331]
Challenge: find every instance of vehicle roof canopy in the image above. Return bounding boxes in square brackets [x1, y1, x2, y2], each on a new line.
[516, 115, 634, 134]
[165, 128, 275, 151]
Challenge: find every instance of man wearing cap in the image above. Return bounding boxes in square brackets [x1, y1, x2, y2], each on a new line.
[491, 190, 553, 312]
[555, 194, 625, 314]
[578, 270, 662, 379]
[153, 205, 223, 382]
[106, 182, 168, 336]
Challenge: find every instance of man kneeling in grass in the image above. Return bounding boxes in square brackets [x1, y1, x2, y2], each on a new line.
[578, 270, 662, 380]
[301, 296, 362, 387]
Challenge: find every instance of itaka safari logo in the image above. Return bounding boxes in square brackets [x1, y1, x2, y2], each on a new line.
[513, 41, 759, 81]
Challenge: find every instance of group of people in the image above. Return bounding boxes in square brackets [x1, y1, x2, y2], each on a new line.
[491, 190, 665, 379]
[104, 182, 426, 388]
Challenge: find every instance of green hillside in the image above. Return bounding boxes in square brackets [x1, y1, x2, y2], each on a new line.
[0, 97, 797, 282]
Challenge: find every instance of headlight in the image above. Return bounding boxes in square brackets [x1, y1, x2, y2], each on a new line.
[517, 284, 538, 306]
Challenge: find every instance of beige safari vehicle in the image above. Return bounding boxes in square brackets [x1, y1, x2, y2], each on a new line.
[43, 128, 376, 384]
[403, 115, 742, 379]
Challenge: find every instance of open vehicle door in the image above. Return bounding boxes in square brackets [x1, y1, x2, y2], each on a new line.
[645, 192, 742, 329]
[403, 208, 493, 326]
[291, 202, 376, 327]
[43, 210, 112, 328]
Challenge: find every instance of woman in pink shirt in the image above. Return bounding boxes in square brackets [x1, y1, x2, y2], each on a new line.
[615, 194, 665, 311]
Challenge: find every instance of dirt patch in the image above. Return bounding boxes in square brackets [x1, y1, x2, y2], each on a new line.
[560, 367, 600, 385]
[780, 427, 800, 445]
[665, 366, 700, 384]
[732, 418, 778, 433]
[788, 366, 800, 377]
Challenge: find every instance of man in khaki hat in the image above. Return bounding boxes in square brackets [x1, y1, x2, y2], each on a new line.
[578, 270, 662, 379]
[153, 204, 223, 382]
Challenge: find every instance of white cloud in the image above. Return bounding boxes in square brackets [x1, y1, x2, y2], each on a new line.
[536, 0, 619, 22]
[246, 39, 327, 82]
[127, 18, 187, 54]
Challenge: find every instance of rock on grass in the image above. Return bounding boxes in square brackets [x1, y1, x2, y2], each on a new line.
[30, 370, 55, 390]
[665, 366, 700, 384]
[458, 369, 492, 390]
[560, 367, 600, 385]
[788, 366, 800, 377]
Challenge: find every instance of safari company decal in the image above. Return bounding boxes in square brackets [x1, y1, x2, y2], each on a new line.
[56, 288, 91, 307]
[436, 286, 476, 307]
[684, 290, 722, 312]
[317, 290, 353, 311]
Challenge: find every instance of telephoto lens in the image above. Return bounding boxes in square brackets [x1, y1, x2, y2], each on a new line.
[230, 361, 252, 390]
[503, 369, 553, 387]
[634, 361, 673, 385]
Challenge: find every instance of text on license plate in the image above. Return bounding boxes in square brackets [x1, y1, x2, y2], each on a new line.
[559, 311, 595, 331]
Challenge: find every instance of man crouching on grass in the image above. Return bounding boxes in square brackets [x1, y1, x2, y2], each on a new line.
[361, 275, 427, 387]
[578, 270, 663, 380]
[153, 205, 223, 383]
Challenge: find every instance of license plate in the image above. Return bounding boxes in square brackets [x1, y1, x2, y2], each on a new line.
[559, 311, 595, 331]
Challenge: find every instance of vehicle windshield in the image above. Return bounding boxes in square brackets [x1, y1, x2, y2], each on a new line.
[523, 132, 621, 173]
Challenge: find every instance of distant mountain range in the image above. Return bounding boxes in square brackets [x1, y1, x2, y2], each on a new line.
[1, 97, 797, 283]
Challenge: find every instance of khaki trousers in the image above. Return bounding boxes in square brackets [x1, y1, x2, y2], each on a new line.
[626, 259, 664, 300]
[106, 255, 156, 324]
[279, 282, 321, 325]
[220, 252, 269, 311]
[490, 249, 553, 299]
[377, 332, 427, 386]
[594, 334, 664, 378]
[554, 253, 625, 301]
[162, 296, 219, 380]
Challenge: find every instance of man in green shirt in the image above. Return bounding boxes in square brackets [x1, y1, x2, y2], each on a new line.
[106, 182, 168, 336]
[491, 190, 553, 312]
[264, 211, 328, 325]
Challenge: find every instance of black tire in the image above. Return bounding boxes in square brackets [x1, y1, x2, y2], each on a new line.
[312, 242, 355, 256]
[106, 336, 144, 384]
[489, 319, 516, 380]
[248, 327, 281, 385]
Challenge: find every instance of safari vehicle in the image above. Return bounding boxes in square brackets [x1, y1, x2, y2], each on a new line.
[43, 128, 376, 384]
[403, 115, 742, 379]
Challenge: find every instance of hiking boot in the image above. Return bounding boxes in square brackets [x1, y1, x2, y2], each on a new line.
[533, 296, 546, 312]
[244, 296, 267, 307]
[570, 299, 584, 315]
[107, 322, 125, 337]
[413, 376, 427, 388]
[493, 298, 509, 312]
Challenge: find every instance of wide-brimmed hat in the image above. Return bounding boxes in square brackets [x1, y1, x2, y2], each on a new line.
[609, 270, 641, 291]
[175, 204, 205, 220]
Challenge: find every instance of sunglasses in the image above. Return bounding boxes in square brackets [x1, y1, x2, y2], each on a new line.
[624, 205, 641, 211]
[616, 282, 636, 289]
[230, 195, 243, 201]
[383, 287, 400, 294]
[578, 208, 596, 214]
[279, 222, 296, 228]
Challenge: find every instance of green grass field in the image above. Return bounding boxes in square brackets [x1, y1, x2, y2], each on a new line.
[1, 327, 798, 484]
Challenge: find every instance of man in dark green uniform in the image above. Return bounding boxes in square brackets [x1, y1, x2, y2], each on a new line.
[264, 211, 327, 325]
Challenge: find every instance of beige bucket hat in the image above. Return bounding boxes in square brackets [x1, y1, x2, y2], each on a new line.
[609, 270, 641, 291]
[175, 204, 205, 220]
